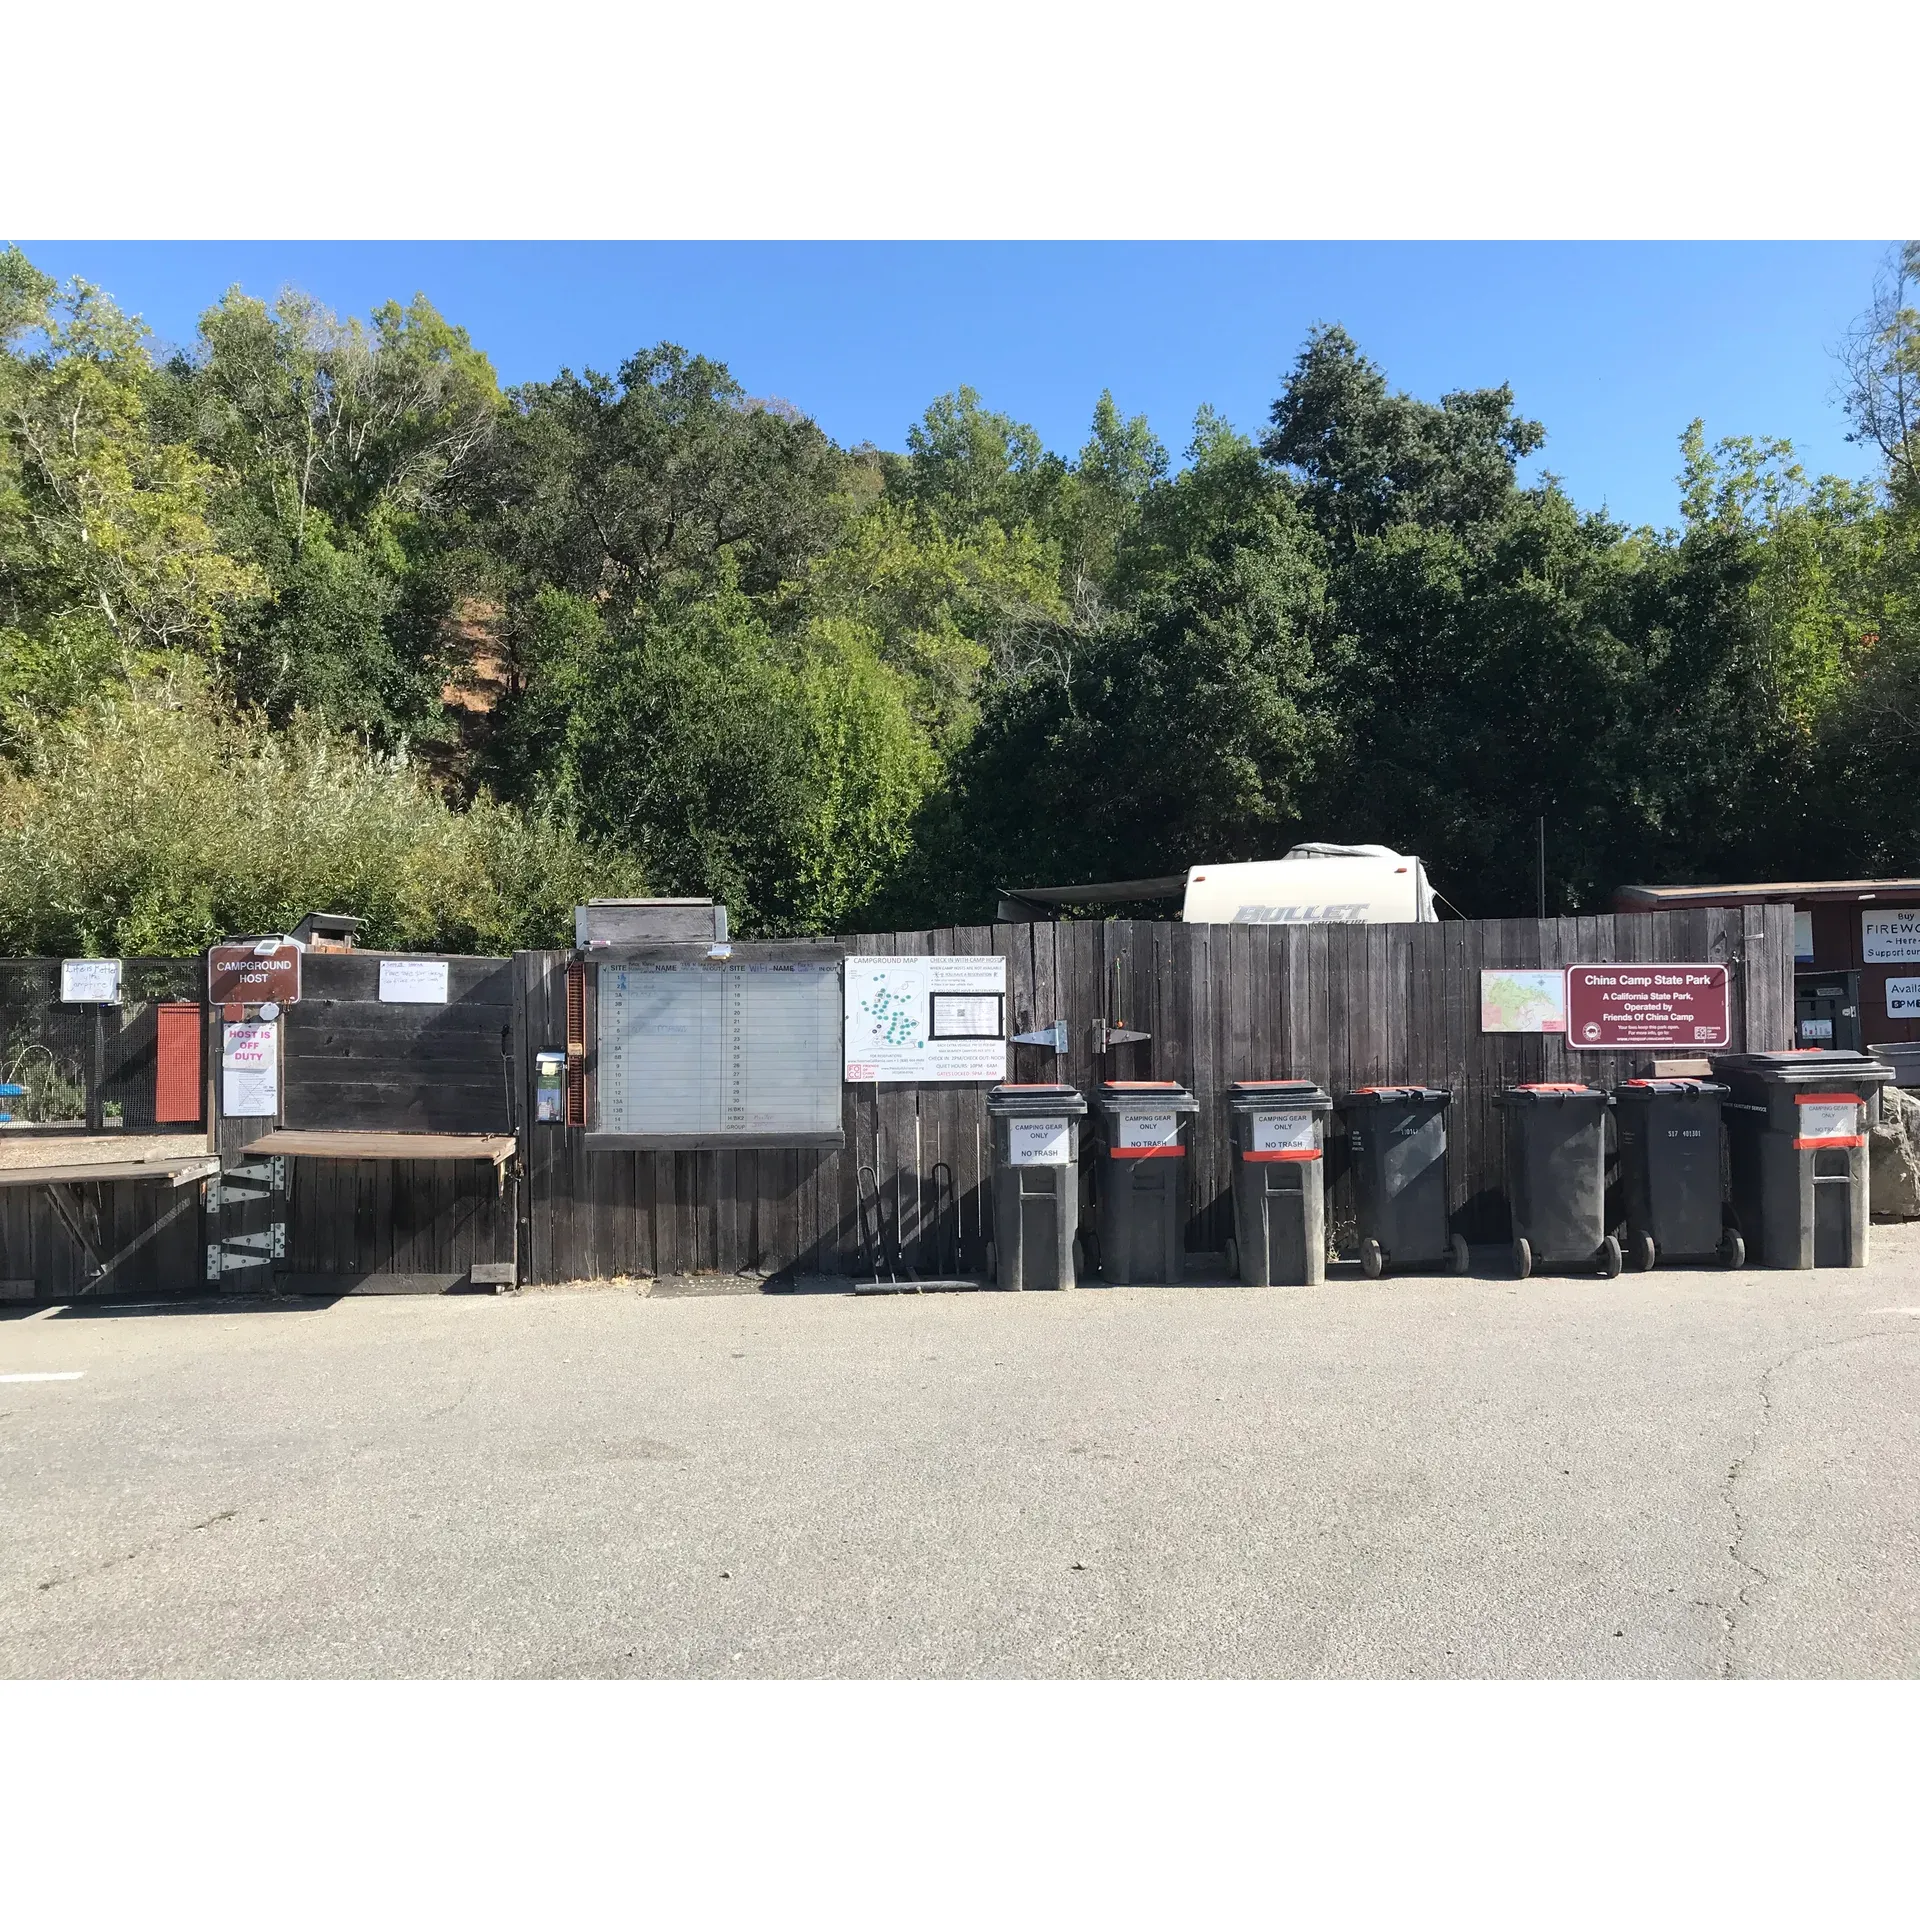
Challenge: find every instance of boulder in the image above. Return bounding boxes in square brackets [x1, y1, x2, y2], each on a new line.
[1869, 1085, 1920, 1218]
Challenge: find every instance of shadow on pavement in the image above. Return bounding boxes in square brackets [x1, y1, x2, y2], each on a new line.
[2, 1293, 347, 1322]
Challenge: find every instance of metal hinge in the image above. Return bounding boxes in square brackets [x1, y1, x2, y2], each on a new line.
[211, 1223, 284, 1274]
[1012, 1020, 1069, 1054]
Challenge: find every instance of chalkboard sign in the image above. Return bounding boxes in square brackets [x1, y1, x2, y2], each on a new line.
[589, 954, 844, 1149]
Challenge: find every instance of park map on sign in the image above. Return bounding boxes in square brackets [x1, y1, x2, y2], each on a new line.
[1480, 970, 1567, 1034]
[855, 975, 924, 1054]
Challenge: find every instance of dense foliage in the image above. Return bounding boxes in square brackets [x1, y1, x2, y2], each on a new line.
[0, 670, 638, 955]
[3, 241, 1917, 952]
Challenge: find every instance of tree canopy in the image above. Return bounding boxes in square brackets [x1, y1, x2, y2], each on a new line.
[3, 240, 1917, 953]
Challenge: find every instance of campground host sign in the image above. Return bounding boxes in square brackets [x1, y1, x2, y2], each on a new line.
[208, 941, 302, 1010]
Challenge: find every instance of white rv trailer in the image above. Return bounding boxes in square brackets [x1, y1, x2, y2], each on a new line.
[1182, 845, 1438, 925]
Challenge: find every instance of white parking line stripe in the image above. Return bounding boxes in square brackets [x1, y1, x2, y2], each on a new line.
[0, 1372, 84, 1383]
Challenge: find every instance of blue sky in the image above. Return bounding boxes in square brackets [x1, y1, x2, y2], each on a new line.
[13, 241, 1893, 531]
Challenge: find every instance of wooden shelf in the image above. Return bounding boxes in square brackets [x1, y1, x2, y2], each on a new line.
[0, 1153, 219, 1190]
[241, 1129, 516, 1165]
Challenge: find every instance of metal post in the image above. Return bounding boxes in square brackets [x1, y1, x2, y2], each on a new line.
[87, 1003, 106, 1131]
[1537, 816, 1547, 919]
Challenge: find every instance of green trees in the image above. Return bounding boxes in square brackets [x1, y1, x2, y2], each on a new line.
[475, 346, 849, 610]
[487, 577, 935, 935]
[0, 254, 633, 956]
[470, 355, 940, 933]
[0, 672, 636, 956]
[5, 239, 1920, 956]
[160, 285, 506, 744]
[0, 249, 263, 738]
[946, 412, 1332, 902]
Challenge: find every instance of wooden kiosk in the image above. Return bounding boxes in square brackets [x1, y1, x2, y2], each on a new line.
[208, 928, 521, 1293]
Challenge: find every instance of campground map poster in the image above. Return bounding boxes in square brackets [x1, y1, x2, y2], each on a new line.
[844, 955, 1007, 1081]
[1480, 969, 1567, 1034]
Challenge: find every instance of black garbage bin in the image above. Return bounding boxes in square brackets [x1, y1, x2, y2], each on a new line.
[1090, 1081, 1200, 1284]
[1225, 1080, 1332, 1286]
[1335, 1085, 1468, 1277]
[1613, 1078, 1742, 1270]
[1709, 1049, 1892, 1269]
[1494, 1083, 1620, 1278]
[985, 1082, 1089, 1291]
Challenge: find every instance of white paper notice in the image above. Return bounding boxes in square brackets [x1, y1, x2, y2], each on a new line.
[1887, 978, 1920, 1019]
[222, 1020, 280, 1118]
[60, 958, 122, 1004]
[1253, 1111, 1318, 1155]
[1118, 1110, 1181, 1151]
[845, 955, 1007, 1082]
[1798, 1099, 1860, 1143]
[1863, 909, 1920, 964]
[379, 959, 450, 1004]
[930, 993, 1003, 1039]
[1009, 1119, 1072, 1165]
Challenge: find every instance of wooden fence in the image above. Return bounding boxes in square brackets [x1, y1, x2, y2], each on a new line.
[0, 959, 205, 1299]
[0, 908, 1791, 1299]
[516, 906, 1793, 1284]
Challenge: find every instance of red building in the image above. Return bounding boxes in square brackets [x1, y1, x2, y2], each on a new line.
[1614, 879, 1920, 1052]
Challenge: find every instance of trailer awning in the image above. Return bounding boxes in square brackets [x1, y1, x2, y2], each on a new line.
[997, 875, 1187, 921]
[242, 1129, 516, 1165]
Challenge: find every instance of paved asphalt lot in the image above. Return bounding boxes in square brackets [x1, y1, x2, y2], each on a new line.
[4, 1235, 1919, 1680]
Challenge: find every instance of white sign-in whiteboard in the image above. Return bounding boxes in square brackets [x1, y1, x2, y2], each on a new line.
[60, 958, 122, 1004]
[844, 955, 1007, 1081]
[595, 959, 842, 1142]
[379, 959, 450, 1003]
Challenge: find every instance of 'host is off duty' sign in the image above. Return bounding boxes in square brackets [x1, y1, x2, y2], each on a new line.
[1566, 965, 1729, 1050]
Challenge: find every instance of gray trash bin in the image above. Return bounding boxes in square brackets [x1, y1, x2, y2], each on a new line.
[1867, 1042, 1920, 1088]
[1710, 1049, 1892, 1269]
[1613, 1077, 1741, 1269]
[985, 1082, 1089, 1290]
[1090, 1081, 1200, 1284]
[1495, 1083, 1619, 1278]
[1335, 1085, 1467, 1277]
[1226, 1080, 1332, 1286]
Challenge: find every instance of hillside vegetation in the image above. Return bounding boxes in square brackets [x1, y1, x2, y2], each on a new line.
[3, 242, 1917, 953]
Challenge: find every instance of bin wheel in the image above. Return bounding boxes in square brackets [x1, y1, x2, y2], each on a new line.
[1450, 1233, 1470, 1276]
[1360, 1237, 1384, 1279]
[1224, 1236, 1239, 1280]
[1720, 1229, 1745, 1270]
[985, 1241, 998, 1284]
[1512, 1238, 1532, 1279]
[1630, 1230, 1657, 1272]
[1601, 1234, 1624, 1278]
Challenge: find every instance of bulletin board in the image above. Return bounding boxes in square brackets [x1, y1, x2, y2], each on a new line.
[587, 948, 845, 1150]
